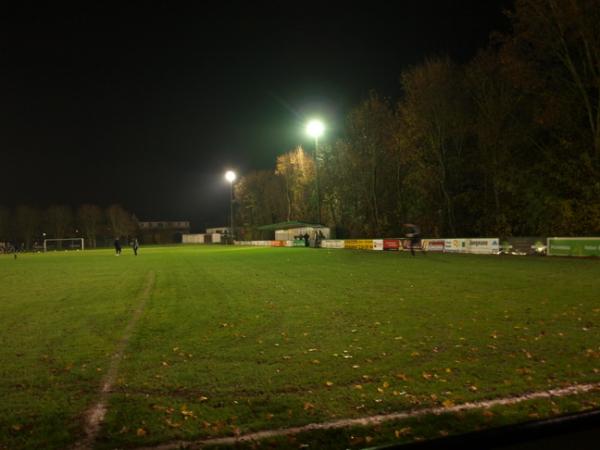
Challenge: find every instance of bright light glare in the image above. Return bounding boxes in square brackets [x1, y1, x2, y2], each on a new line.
[306, 119, 325, 138]
[225, 170, 236, 183]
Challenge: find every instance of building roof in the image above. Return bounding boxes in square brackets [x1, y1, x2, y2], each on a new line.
[257, 221, 325, 231]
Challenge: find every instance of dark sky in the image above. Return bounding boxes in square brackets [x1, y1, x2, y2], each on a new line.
[1, 1, 513, 231]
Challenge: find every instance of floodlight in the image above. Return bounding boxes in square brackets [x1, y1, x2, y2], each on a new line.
[225, 170, 236, 183]
[306, 119, 325, 138]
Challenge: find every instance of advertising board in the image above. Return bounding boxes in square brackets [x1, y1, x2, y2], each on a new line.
[321, 240, 345, 249]
[344, 239, 374, 250]
[444, 239, 467, 253]
[422, 239, 444, 252]
[383, 239, 400, 250]
[466, 238, 499, 254]
[548, 238, 600, 257]
[182, 234, 205, 244]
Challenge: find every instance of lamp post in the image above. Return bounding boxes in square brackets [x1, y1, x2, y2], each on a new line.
[306, 119, 325, 224]
[225, 170, 236, 242]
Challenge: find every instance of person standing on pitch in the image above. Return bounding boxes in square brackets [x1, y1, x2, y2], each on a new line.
[114, 237, 122, 256]
[132, 238, 139, 256]
[404, 223, 421, 256]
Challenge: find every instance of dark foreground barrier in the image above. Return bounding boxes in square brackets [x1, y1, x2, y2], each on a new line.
[365, 408, 600, 450]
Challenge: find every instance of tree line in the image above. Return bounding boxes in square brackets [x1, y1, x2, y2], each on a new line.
[0, 204, 137, 249]
[234, 0, 600, 239]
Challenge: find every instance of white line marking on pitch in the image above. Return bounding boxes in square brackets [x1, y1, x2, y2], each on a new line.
[132, 382, 600, 450]
[71, 271, 155, 450]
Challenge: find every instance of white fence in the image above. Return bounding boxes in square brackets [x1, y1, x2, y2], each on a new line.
[182, 234, 205, 244]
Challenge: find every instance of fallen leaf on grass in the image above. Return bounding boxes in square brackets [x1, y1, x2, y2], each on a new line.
[165, 418, 182, 428]
[395, 427, 412, 438]
[180, 405, 196, 419]
[136, 428, 147, 436]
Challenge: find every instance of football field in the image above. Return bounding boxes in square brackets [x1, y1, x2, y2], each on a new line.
[1, 246, 599, 450]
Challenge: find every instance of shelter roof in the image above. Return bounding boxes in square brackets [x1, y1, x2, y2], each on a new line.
[257, 221, 324, 231]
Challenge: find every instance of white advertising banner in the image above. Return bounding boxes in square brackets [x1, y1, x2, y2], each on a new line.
[182, 234, 205, 244]
[322, 239, 345, 249]
[444, 239, 468, 253]
[372, 239, 384, 250]
[466, 238, 500, 254]
[422, 239, 444, 252]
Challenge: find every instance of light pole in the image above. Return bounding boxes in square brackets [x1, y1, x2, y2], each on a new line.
[306, 119, 325, 224]
[225, 170, 236, 242]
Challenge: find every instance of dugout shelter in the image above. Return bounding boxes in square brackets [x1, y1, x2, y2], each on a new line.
[257, 221, 330, 242]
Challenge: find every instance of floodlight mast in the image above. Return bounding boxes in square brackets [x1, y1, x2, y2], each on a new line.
[225, 170, 236, 242]
[306, 120, 325, 224]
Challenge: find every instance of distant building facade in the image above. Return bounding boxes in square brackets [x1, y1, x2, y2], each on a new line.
[138, 221, 191, 244]
[139, 221, 190, 231]
[206, 227, 230, 235]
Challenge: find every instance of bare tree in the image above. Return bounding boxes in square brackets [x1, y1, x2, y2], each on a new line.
[0, 206, 10, 242]
[77, 204, 103, 248]
[399, 58, 471, 236]
[16, 205, 40, 249]
[508, 0, 600, 164]
[106, 204, 135, 239]
[45, 205, 74, 243]
[275, 147, 315, 222]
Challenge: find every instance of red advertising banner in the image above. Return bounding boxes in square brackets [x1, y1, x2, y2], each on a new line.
[383, 239, 400, 250]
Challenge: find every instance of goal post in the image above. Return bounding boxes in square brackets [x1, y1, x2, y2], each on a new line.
[43, 238, 85, 252]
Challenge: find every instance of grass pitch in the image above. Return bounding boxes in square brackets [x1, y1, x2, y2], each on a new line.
[0, 246, 598, 449]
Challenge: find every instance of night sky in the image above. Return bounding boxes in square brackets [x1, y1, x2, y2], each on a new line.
[1, 2, 512, 231]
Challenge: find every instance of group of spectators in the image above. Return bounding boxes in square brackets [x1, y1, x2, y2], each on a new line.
[295, 230, 326, 248]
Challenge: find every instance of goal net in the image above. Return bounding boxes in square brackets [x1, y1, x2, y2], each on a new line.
[43, 238, 85, 252]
